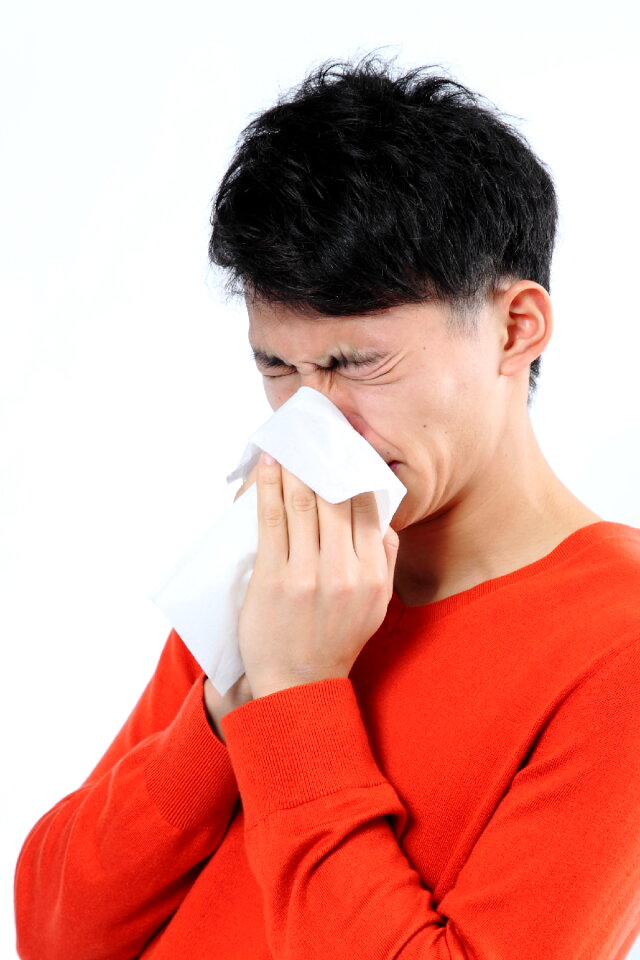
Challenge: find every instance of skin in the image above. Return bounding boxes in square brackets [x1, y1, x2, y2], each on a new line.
[204, 280, 600, 731]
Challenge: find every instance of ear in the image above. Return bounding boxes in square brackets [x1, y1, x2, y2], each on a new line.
[497, 281, 553, 378]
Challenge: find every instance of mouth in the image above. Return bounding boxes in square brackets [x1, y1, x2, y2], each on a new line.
[387, 461, 401, 475]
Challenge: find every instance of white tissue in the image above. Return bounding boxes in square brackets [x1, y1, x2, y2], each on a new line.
[150, 387, 407, 695]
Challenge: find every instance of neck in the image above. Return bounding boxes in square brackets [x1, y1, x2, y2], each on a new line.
[394, 418, 601, 606]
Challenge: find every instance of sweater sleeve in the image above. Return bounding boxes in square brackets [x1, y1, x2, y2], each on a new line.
[221, 636, 640, 960]
[14, 629, 240, 960]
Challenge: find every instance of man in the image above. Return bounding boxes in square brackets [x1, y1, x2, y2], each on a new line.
[15, 55, 640, 960]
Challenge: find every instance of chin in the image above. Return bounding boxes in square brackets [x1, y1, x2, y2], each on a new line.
[390, 505, 419, 534]
[391, 496, 444, 533]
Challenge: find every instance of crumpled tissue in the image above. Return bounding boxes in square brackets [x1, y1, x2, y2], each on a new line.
[150, 386, 407, 695]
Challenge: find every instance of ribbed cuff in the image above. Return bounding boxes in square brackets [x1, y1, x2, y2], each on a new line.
[221, 678, 387, 828]
[145, 675, 239, 829]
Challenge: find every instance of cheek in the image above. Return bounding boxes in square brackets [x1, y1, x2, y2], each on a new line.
[263, 378, 298, 410]
[412, 361, 487, 433]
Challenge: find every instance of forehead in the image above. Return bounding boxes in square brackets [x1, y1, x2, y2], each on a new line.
[245, 298, 436, 357]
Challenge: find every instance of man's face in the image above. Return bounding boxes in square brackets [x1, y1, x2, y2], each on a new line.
[246, 297, 509, 532]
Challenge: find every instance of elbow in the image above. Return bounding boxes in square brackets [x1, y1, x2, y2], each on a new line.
[15, 836, 100, 960]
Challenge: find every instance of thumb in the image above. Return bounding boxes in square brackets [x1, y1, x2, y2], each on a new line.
[233, 462, 259, 502]
[382, 525, 400, 598]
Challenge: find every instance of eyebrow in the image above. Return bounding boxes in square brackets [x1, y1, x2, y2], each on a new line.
[250, 347, 387, 370]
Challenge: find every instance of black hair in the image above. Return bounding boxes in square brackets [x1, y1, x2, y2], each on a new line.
[209, 53, 558, 394]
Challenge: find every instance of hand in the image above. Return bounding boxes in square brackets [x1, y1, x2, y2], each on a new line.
[203, 673, 253, 744]
[238, 453, 399, 699]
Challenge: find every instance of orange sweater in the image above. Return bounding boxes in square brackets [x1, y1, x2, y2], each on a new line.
[15, 520, 640, 960]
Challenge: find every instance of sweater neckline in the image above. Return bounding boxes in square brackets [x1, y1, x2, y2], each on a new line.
[385, 520, 634, 629]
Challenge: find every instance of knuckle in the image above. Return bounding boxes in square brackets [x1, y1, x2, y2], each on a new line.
[368, 571, 388, 595]
[292, 574, 318, 596]
[254, 569, 286, 594]
[290, 490, 317, 513]
[351, 492, 377, 514]
[263, 505, 286, 527]
[328, 571, 356, 596]
[266, 573, 286, 592]
[261, 470, 282, 486]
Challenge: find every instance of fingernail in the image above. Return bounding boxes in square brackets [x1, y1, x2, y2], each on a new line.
[261, 452, 276, 466]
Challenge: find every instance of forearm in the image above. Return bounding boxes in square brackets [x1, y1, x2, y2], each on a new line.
[221, 653, 640, 960]
[15, 677, 239, 960]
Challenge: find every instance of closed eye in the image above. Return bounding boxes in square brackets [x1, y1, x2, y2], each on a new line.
[250, 348, 387, 376]
[253, 354, 297, 377]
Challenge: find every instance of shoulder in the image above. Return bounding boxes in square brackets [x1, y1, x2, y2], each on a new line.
[528, 520, 640, 672]
[476, 522, 640, 690]
[558, 520, 640, 592]
[578, 519, 640, 556]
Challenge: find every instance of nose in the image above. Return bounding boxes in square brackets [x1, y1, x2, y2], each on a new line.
[299, 368, 346, 405]
[341, 410, 369, 437]
[298, 371, 367, 437]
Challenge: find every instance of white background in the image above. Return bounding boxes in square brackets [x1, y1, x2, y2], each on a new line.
[2, 2, 639, 957]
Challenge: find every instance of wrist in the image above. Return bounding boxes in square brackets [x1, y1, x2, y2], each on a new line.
[203, 678, 227, 743]
[249, 668, 350, 700]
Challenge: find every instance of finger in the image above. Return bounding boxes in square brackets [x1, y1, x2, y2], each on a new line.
[256, 452, 288, 563]
[382, 525, 400, 597]
[350, 491, 382, 559]
[315, 494, 354, 564]
[281, 467, 320, 566]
